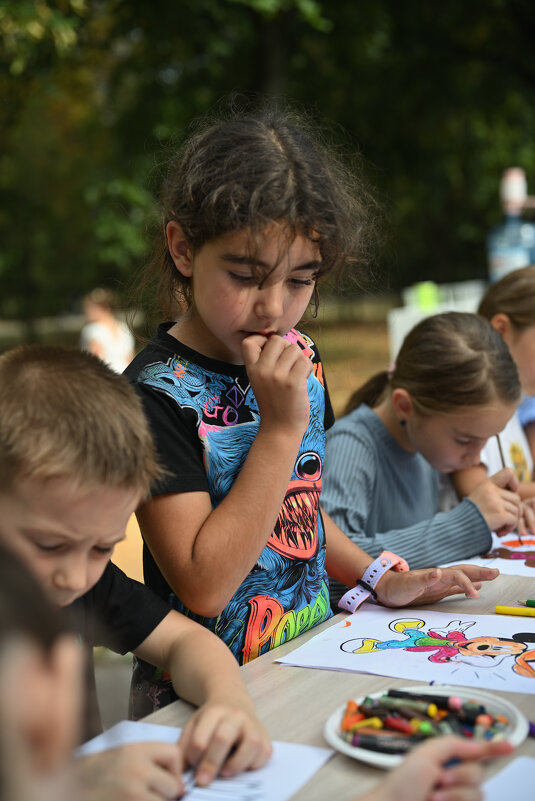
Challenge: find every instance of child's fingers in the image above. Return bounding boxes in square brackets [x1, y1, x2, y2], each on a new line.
[102, 743, 183, 800]
[454, 564, 499, 582]
[520, 502, 535, 534]
[490, 466, 519, 492]
[275, 339, 313, 376]
[437, 762, 485, 789]
[179, 708, 222, 768]
[192, 715, 247, 786]
[414, 734, 511, 764]
[240, 333, 270, 366]
[219, 733, 270, 777]
[253, 335, 310, 380]
[416, 567, 480, 600]
[438, 569, 480, 599]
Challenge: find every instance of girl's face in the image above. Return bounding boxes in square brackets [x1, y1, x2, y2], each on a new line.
[504, 323, 535, 395]
[167, 224, 320, 364]
[405, 401, 517, 472]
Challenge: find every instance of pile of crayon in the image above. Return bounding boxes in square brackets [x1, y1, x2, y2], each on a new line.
[339, 688, 510, 755]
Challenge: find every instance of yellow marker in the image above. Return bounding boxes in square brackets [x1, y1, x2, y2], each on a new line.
[495, 605, 535, 618]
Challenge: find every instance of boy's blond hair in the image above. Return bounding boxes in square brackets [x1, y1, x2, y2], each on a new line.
[0, 345, 161, 494]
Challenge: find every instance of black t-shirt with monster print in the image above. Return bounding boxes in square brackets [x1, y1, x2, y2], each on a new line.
[125, 323, 334, 713]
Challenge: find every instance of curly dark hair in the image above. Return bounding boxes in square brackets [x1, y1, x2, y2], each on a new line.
[134, 96, 380, 323]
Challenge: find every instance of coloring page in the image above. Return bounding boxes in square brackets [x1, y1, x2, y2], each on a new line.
[277, 605, 535, 693]
[441, 530, 535, 576]
[77, 720, 333, 801]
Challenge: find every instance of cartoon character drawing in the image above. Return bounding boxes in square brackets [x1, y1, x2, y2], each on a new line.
[341, 617, 535, 678]
[482, 547, 535, 568]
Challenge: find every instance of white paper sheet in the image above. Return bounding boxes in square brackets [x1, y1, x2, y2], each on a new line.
[483, 756, 535, 800]
[76, 720, 333, 801]
[276, 605, 535, 693]
[441, 530, 535, 576]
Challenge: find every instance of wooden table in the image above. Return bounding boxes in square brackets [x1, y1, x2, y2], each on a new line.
[144, 574, 535, 800]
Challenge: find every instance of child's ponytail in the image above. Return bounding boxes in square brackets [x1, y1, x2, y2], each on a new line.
[343, 311, 520, 418]
[344, 371, 389, 415]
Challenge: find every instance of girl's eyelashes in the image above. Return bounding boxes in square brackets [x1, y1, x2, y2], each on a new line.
[289, 277, 314, 287]
[228, 271, 316, 287]
[228, 271, 254, 284]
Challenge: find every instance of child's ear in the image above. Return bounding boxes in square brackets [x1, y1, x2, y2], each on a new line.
[166, 221, 193, 278]
[391, 388, 413, 422]
[490, 313, 512, 339]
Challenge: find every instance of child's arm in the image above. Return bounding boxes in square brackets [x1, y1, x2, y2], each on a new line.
[134, 608, 272, 785]
[454, 461, 535, 502]
[450, 466, 524, 530]
[322, 427, 496, 569]
[137, 334, 312, 617]
[357, 736, 512, 801]
[322, 509, 499, 605]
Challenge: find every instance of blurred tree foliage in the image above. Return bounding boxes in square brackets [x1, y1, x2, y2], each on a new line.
[1, 0, 534, 329]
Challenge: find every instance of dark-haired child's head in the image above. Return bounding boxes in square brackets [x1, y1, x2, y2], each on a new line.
[141, 102, 378, 322]
[0, 345, 162, 606]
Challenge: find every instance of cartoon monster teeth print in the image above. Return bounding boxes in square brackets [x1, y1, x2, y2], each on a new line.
[269, 480, 320, 559]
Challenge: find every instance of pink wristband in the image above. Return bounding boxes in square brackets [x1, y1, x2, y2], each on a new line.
[338, 550, 409, 614]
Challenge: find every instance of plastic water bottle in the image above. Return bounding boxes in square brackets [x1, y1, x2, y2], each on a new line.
[486, 167, 535, 282]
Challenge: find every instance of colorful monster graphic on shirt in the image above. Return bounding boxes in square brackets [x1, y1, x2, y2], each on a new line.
[135, 328, 332, 664]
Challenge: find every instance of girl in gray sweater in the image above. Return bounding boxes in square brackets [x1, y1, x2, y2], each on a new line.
[322, 312, 523, 606]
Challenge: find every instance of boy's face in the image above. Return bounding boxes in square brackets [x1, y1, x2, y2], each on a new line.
[0, 475, 141, 607]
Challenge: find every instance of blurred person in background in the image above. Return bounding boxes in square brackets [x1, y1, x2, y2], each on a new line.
[80, 288, 134, 374]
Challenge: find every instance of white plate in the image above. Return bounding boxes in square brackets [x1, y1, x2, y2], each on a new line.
[324, 684, 529, 769]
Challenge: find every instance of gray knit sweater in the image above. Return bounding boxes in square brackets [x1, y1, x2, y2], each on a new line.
[322, 404, 492, 606]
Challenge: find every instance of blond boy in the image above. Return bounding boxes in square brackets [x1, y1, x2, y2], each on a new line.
[0, 345, 270, 800]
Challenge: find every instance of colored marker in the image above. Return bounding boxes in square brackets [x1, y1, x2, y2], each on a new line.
[440, 713, 466, 736]
[495, 605, 535, 618]
[473, 713, 493, 740]
[518, 600, 535, 608]
[383, 714, 415, 735]
[457, 703, 487, 725]
[387, 688, 462, 712]
[378, 695, 438, 718]
[351, 733, 421, 753]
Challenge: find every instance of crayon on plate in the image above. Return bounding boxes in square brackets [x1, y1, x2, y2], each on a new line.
[386, 688, 462, 712]
[351, 733, 421, 754]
